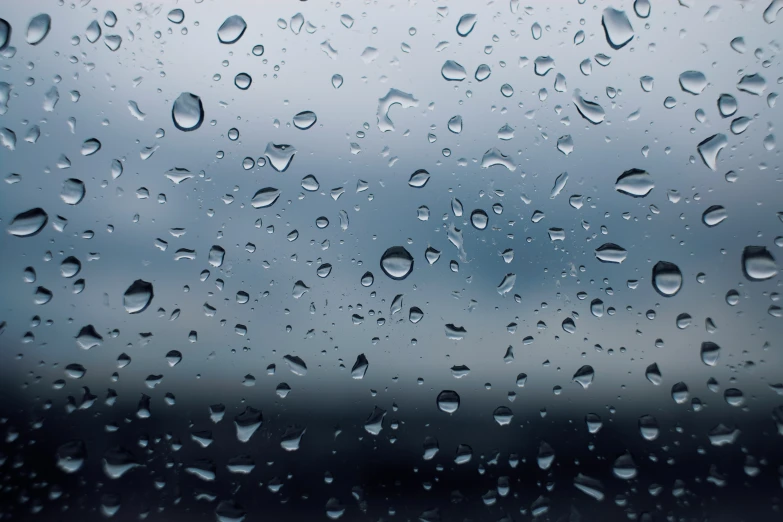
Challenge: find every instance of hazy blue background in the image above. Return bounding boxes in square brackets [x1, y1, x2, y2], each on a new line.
[1, 0, 782, 520]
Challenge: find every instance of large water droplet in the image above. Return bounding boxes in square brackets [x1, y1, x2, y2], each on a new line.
[436, 390, 460, 413]
[80, 138, 101, 156]
[573, 92, 605, 124]
[167, 9, 185, 24]
[234, 406, 262, 442]
[679, 70, 707, 95]
[0, 19, 10, 51]
[441, 60, 467, 81]
[601, 8, 634, 49]
[615, 168, 654, 197]
[61, 178, 86, 205]
[717, 94, 737, 117]
[702, 205, 727, 227]
[293, 111, 317, 130]
[380, 246, 414, 280]
[701, 341, 721, 366]
[493, 406, 513, 426]
[7, 208, 48, 237]
[470, 209, 488, 230]
[696, 133, 727, 171]
[264, 142, 297, 172]
[572, 365, 595, 389]
[408, 169, 430, 188]
[456, 14, 477, 37]
[652, 261, 682, 297]
[26, 14, 51, 46]
[85, 20, 101, 43]
[594, 243, 627, 264]
[251, 188, 280, 208]
[234, 72, 252, 90]
[737, 73, 766, 95]
[123, 279, 153, 314]
[172, 92, 204, 132]
[612, 452, 637, 479]
[56, 440, 87, 473]
[218, 15, 247, 44]
[742, 246, 778, 281]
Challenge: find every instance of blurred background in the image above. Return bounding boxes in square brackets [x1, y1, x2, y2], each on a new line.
[0, 0, 782, 520]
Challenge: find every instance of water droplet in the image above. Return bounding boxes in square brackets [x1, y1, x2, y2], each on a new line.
[556, 135, 573, 155]
[702, 205, 727, 227]
[742, 246, 778, 281]
[737, 73, 766, 96]
[470, 209, 488, 230]
[80, 138, 101, 156]
[251, 188, 280, 208]
[615, 168, 654, 197]
[56, 440, 87, 473]
[448, 115, 463, 134]
[601, 8, 634, 49]
[441, 60, 467, 81]
[104, 34, 121, 51]
[167, 9, 185, 24]
[364, 406, 386, 435]
[572, 365, 594, 389]
[573, 92, 605, 124]
[264, 142, 297, 172]
[61, 178, 86, 205]
[234, 406, 263, 442]
[534, 56, 555, 76]
[493, 406, 513, 426]
[717, 94, 737, 117]
[26, 14, 51, 46]
[218, 15, 247, 44]
[456, 14, 477, 37]
[634, 0, 651, 18]
[475, 64, 491, 81]
[497, 274, 516, 296]
[697, 133, 727, 171]
[123, 279, 153, 314]
[234, 72, 252, 90]
[436, 390, 460, 413]
[85, 20, 101, 43]
[638, 415, 659, 440]
[331, 74, 343, 89]
[652, 261, 682, 297]
[172, 92, 204, 132]
[0, 18, 10, 51]
[61, 256, 81, 278]
[595, 243, 627, 264]
[645, 363, 662, 385]
[380, 246, 414, 280]
[612, 452, 637, 479]
[679, 70, 707, 95]
[293, 111, 317, 130]
[7, 208, 48, 237]
[701, 341, 721, 366]
[408, 169, 430, 188]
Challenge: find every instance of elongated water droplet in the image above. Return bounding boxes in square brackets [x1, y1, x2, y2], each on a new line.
[595, 243, 627, 264]
[7, 208, 48, 237]
[408, 169, 430, 188]
[251, 187, 280, 208]
[702, 205, 727, 227]
[293, 111, 317, 130]
[615, 168, 654, 197]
